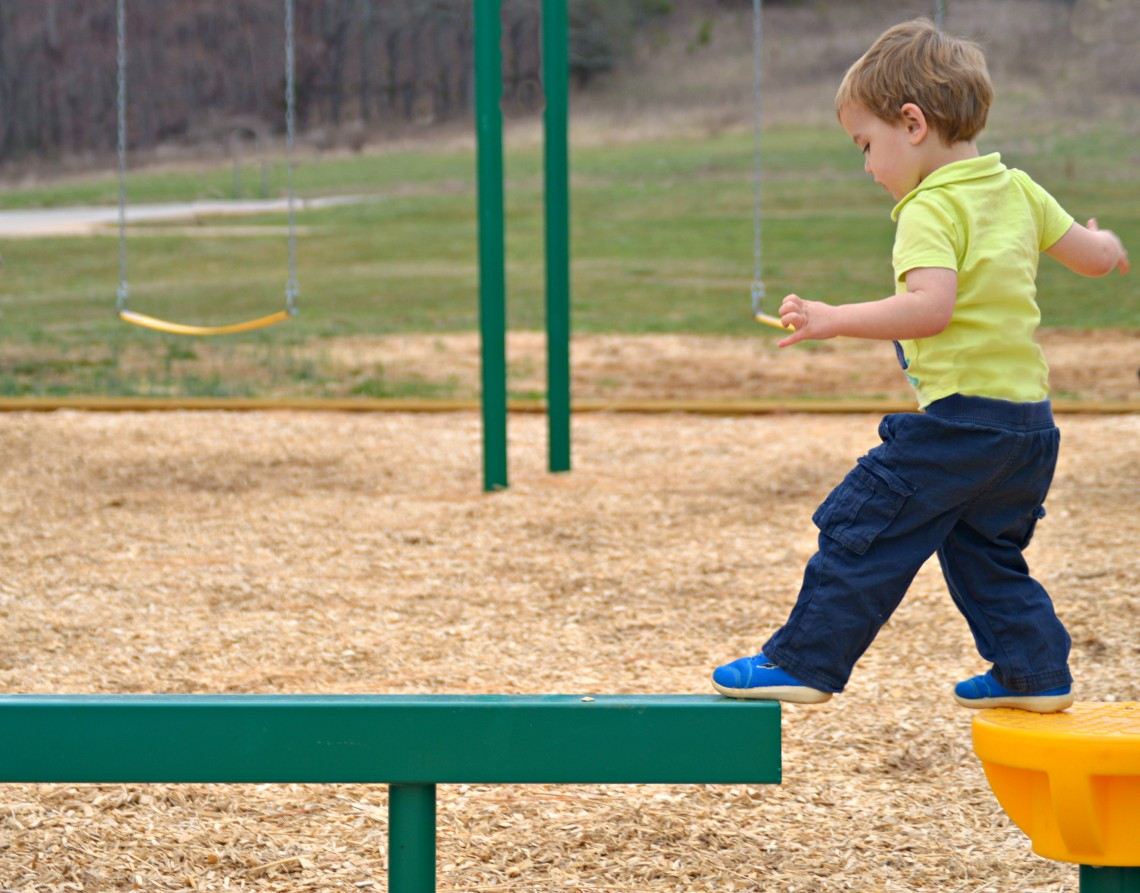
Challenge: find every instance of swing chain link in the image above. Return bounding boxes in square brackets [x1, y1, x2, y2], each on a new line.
[284, 0, 299, 313]
[116, 0, 129, 313]
[751, 0, 765, 317]
[115, 0, 299, 323]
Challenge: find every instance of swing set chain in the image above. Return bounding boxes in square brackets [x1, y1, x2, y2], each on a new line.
[284, 0, 299, 313]
[116, 0, 129, 313]
[751, 0, 765, 314]
[114, 0, 300, 318]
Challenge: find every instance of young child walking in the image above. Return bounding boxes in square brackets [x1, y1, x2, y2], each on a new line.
[712, 19, 1129, 712]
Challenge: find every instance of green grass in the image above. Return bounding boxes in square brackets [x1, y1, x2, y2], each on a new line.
[0, 125, 1135, 396]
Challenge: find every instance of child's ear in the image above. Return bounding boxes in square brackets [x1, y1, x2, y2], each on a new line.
[899, 102, 929, 145]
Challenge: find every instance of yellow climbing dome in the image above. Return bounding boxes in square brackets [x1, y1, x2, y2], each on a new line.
[972, 702, 1140, 866]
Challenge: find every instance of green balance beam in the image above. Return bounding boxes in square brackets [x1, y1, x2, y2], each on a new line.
[0, 694, 781, 892]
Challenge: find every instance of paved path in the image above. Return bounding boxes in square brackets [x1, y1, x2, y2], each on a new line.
[0, 195, 374, 237]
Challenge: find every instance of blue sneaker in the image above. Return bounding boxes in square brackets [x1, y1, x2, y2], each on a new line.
[711, 653, 831, 703]
[954, 670, 1073, 713]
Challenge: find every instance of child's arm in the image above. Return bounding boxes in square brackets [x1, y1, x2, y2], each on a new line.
[776, 267, 956, 348]
[1046, 218, 1130, 277]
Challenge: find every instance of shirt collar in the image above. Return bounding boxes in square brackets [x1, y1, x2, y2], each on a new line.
[891, 152, 1006, 221]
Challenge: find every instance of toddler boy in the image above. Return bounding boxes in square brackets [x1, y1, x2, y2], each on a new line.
[712, 19, 1129, 712]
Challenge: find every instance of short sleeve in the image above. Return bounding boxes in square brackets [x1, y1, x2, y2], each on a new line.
[1011, 169, 1075, 250]
[892, 194, 960, 287]
[1036, 186, 1075, 251]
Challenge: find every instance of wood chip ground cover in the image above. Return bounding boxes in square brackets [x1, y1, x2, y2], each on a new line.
[0, 393, 1136, 891]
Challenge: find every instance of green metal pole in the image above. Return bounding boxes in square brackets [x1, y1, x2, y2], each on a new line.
[475, 0, 508, 491]
[1080, 866, 1140, 893]
[389, 783, 437, 893]
[542, 0, 571, 473]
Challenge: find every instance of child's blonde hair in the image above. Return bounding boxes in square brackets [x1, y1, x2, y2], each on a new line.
[835, 19, 993, 144]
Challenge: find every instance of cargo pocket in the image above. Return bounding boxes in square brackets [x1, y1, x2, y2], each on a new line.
[812, 458, 915, 555]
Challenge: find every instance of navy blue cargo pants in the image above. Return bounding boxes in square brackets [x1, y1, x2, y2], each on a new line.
[763, 394, 1072, 695]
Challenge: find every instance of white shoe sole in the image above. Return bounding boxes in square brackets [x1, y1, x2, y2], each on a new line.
[953, 692, 1074, 713]
[712, 681, 832, 704]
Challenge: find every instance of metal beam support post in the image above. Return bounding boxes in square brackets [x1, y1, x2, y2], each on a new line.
[1079, 866, 1140, 893]
[475, 0, 508, 491]
[542, 0, 571, 473]
[389, 783, 437, 893]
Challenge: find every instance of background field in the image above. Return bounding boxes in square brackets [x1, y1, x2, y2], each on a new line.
[0, 0, 1135, 400]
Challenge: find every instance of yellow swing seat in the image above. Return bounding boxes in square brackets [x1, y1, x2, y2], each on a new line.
[118, 308, 295, 337]
[754, 311, 792, 332]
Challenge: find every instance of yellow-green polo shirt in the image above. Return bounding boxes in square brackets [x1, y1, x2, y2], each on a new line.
[891, 153, 1074, 407]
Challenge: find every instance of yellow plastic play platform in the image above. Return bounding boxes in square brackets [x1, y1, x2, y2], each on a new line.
[972, 702, 1140, 892]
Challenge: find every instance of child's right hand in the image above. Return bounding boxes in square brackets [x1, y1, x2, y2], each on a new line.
[1087, 218, 1130, 275]
[1048, 218, 1130, 277]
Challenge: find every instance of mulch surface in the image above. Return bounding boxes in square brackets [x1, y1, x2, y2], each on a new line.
[1, 335, 1137, 891]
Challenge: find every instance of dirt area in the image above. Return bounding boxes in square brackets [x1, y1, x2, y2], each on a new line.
[354, 328, 1140, 404]
[15, 328, 1133, 406]
[1, 387, 1136, 890]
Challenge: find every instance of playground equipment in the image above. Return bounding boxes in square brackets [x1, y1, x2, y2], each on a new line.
[972, 702, 1140, 893]
[0, 693, 780, 893]
[114, 0, 300, 336]
[475, 0, 571, 491]
[108, 0, 561, 490]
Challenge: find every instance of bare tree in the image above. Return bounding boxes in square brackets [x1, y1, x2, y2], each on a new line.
[0, 0, 662, 166]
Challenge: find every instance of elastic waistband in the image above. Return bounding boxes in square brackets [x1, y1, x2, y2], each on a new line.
[923, 394, 1054, 431]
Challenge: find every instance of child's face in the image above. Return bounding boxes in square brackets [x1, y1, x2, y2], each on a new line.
[838, 103, 924, 201]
